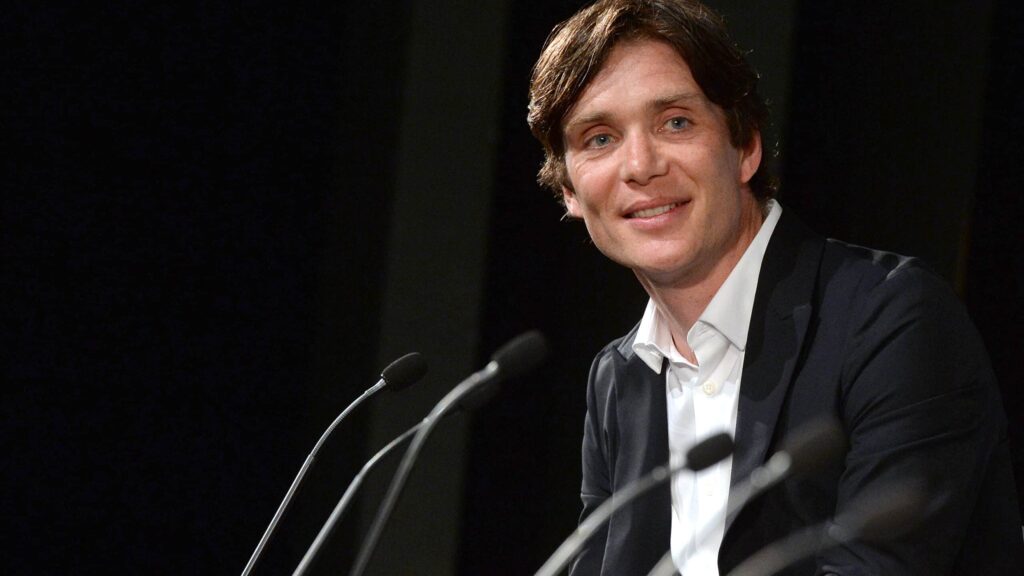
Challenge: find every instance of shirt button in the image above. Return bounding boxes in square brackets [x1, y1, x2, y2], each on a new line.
[702, 381, 717, 396]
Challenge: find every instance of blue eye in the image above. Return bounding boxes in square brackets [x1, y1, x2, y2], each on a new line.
[666, 117, 690, 131]
[587, 134, 612, 148]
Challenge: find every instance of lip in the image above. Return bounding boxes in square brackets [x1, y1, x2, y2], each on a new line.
[623, 199, 690, 220]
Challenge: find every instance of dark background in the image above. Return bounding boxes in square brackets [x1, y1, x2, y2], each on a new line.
[4, 1, 1021, 575]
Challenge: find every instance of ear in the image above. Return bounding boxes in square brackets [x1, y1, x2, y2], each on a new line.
[562, 184, 583, 218]
[738, 131, 763, 186]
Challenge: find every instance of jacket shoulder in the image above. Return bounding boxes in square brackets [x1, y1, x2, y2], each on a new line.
[816, 238, 965, 319]
[585, 322, 641, 396]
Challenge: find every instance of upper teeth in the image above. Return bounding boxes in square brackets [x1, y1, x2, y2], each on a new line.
[631, 203, 680, 218]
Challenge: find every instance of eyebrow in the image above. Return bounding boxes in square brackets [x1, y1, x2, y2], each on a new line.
[651, 91, 703, 110]
[564, 91, 704, 133]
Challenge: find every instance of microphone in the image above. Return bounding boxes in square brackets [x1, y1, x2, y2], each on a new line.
[724, 479, 927, 576]
[380, 353, 429, 392]
[644, 418, 848, 576]
[726, 418, 847, 524]
[349, 331, 549, 576]
[239, 352, 427, 576]
[533, 433, 735, 576]
[293, 422, 421, 576]
[292, 372, 505, 576]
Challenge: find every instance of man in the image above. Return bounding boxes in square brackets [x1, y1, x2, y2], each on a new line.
[527, 0, 1022, 574]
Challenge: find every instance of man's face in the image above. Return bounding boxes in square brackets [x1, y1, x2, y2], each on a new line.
[561, 39, 762, 288]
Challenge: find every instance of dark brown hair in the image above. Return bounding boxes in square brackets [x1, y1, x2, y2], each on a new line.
[527, 0, 776, 201]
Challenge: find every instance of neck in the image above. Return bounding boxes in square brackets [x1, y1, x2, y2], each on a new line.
[635, 201, 765, 362]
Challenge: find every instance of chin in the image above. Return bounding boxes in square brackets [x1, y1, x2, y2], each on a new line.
[632, 256, 695, 279]
[638, 249, 693, 272]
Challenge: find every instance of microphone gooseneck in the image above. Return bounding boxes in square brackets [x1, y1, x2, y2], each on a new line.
[533, 432, 735, 576]
[292, 422, 424, 576]
[349, 331, 549, 576]
[724, 479, 927, 576]
[294, 363, 508, 576]
[239, 352, 428, 576]
[726, 418, 846, 523]
[645, 418, 848, 576]
[295, 343, 532, 575]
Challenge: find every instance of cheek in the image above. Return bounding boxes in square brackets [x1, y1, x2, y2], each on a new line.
[568, 155, 616, 194]
[710, 144, 745, 185]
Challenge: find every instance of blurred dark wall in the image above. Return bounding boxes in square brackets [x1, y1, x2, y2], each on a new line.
[4, 1, 1020, 575]
[4, 2, 410, 574]
[965, 0, 1024, 517]
[783, 1, 993, 283]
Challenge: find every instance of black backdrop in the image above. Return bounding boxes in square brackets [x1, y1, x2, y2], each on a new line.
[5, 1, 1021, 575]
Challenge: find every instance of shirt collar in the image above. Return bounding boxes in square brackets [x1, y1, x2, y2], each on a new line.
[632, 199, 782, 373]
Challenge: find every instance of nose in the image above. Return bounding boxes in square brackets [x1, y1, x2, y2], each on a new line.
[619, 132, 667, 185]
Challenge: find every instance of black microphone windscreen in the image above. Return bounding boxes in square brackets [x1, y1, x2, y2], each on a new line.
[491, 330, 549, 379]
[830, 478, 928, 542]
[381, 352, 428, 391]
[781, 418, 847, 478]
[686, 432, 734, 471]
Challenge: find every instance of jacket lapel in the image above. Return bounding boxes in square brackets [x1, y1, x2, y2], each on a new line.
[729, 210, 823, 491]
[614, 328, 671, 478]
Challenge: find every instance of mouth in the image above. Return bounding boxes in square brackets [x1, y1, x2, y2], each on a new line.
[626, 201, 686, 219]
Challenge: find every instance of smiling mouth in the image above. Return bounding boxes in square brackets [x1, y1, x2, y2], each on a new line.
[627, 201, 685, 219]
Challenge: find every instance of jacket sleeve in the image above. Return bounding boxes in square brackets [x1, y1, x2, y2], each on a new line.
[816, 263, 1020, 575]
[570, 351, 615, 576]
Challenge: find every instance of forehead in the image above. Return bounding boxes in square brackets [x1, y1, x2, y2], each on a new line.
[563, 39, 705, 128]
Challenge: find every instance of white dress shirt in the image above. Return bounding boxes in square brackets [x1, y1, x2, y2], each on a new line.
[632, 200, 782, 575]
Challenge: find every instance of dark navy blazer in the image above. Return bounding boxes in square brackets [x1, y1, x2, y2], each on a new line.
[570, 209, 1023, 575]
